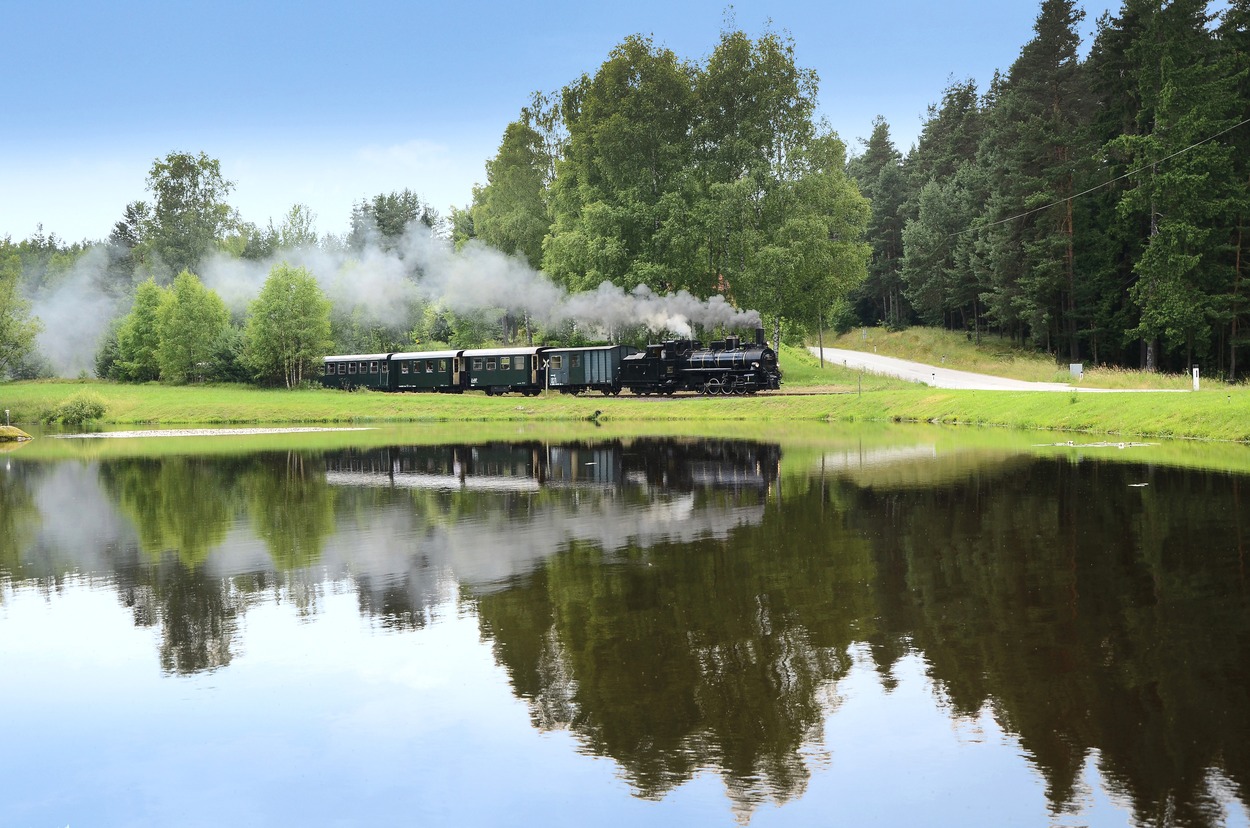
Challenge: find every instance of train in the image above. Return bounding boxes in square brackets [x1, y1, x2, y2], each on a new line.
[320, 327, 782, 396]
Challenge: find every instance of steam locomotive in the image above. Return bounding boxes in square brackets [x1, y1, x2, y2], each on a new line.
[320, 327, 781, 396]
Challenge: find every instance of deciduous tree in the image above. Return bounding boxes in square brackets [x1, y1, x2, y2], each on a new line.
[157, 270, 229, 383]
[0, 240, 43, 377]
[243, 263, 333, 388]
[113, 278, 167, 382]
[145, 151, 236, 275]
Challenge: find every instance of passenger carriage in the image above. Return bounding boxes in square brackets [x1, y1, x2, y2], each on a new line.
[461, 347, 545, 396]
[390, 350, 462, 392]
[321, 353, 393, 390]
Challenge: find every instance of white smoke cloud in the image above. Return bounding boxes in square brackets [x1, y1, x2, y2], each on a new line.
[32, 221, 761, 376]
[30, 245, 127, 376]
[201, 223, 761, 340]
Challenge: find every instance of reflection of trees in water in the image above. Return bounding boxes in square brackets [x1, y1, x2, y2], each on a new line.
[119, 565, 257, 674]
[101, 457, 244, 567]
[844, 462, 1250, 828]
[474, 460, 1250, 825]
[474, 488, 876, 813]
[0, 460, 42, 586]
[242, 452, 336, 572]
[95, 452, 340, 672]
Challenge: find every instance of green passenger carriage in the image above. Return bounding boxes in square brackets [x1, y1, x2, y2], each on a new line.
[321, 353, 392, 390]
[461, 347, 544, 396]
[390, 350, 462, 392]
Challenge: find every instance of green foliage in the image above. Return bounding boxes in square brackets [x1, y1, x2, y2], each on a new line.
[276, 204, 319, 249]
[0, 239, 44, 378]
[94, 318, 122, 380]
[472, 120, 552, 267]
[114, 278, 167, 381]
[349, 190, 439, 250]
[848, 117, 910, 328]
[243, 263, 333, 388]
[157, 270, 230, 383]
[144, 151, 236, 275]
[861, 0, 1250, 378]
[46, 391, 108, 424]
[541, 28, 869, 340]
[204, 324, 249, 383]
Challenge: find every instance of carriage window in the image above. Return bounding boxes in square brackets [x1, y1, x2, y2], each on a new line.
[486, 358, 497, 370]
[425, 360, 434, 373]
[381, 361, 388, 372]
[500, 357, 510, 368]
[439, 359, 448, 372]
[348, 363, 357, 374]
[572, 354, 581, 368]
[473, 358, 483, 370]
[551, 356, 563, 370]
[323, 363, 331, 375]
[401, 361, 409, 374]
[370, 361, 379, 373]
[359, 362, 368, 373]
[339, 363, 346, 375]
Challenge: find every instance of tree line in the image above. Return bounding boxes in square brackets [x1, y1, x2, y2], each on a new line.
[848, 0, 1250, 377]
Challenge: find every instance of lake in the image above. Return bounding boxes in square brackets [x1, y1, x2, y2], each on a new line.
[1, 425, 1248, 827]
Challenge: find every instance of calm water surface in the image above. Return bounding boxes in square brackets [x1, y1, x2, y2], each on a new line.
[1, 431, 1247, 827]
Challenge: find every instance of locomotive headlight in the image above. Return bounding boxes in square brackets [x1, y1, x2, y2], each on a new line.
[752, 362, 759, 368]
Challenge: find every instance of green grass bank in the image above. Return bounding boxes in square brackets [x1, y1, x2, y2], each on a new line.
[2, 346, 1247, 442]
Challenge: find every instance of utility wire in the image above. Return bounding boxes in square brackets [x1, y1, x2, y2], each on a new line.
[949, 115, 1250, 238]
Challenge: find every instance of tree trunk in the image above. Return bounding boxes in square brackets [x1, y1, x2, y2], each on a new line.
[1233, 226, 1243, 381]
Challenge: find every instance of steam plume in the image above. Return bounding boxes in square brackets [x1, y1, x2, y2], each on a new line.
[203, 226, 761, 338]
[32, 221, 762, 376]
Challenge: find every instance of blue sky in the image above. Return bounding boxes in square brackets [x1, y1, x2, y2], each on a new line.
[2, 0, 1125, 243]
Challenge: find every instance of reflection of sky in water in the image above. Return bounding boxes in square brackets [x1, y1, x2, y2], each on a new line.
[9, 585, 1238, 828]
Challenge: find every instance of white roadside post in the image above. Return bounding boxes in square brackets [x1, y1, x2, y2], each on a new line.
[1193, 365, 1200, 391]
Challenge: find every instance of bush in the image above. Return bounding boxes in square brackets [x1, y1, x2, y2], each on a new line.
[46, 392, 108, 425]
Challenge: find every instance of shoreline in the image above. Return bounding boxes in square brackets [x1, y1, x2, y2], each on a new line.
[3, 379, 1248, 444]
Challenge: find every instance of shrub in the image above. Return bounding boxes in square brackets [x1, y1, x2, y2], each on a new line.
[47, 392, 108, 425]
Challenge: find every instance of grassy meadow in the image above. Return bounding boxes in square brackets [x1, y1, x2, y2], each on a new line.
[2, 343, 1248, 443]
[827, 327, 1231, 390]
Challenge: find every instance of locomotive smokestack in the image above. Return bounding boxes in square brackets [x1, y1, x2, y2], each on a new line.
[755, 327, 765, 347]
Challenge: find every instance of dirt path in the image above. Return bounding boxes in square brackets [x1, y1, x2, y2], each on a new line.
[809, 347, 1185, 393]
